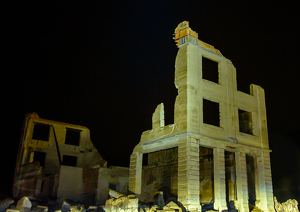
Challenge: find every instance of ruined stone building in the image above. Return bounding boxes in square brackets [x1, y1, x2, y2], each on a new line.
[129, 21, 275, 212]
[13, 112, 129, 205]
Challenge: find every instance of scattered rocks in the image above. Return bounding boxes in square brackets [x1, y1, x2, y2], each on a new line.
[163, 201, 182, 212]
[16, 197, 32, 212]
[0, 198, 14, 211]
[31, 205, 48, 212]
[61, 201, 71, 212]
[103, 192, 139, 212]
[108, 190, 125, 199]
[274, 197, 299, 212]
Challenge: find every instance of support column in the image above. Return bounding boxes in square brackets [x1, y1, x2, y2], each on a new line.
[129, 152, 143, 199]
[235, 152, 249, 212]
[256, 151, 275, 212]
[178, 136, 201, 211]
[213, 148, 227, 212]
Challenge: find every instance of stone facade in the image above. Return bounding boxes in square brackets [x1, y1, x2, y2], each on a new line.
[130, 21, 275, 212]
[13, 113, 129, 205]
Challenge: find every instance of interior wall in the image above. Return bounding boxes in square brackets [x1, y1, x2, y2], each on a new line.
[141, 147, 178, 203]
[199, 147, 214, 204]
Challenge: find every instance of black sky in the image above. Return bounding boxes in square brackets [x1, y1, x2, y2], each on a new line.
[2, 1, 300, 201]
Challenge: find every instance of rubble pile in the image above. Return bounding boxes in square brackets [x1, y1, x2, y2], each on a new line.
[274, 197, 299, 212]
[0, 196, 99, 212]
[102, 190, 138, 212]
[102, 190, 185, 212]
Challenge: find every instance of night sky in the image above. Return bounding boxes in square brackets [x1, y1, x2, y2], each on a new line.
[2, 1, 299, 202]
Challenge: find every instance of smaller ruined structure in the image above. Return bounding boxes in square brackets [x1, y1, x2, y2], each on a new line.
[12, 113, 129, 205]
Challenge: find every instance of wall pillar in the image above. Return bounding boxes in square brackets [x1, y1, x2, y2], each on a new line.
[213, 148, 227, 212]
[235, 152, 249, 212]
[256, 151, 275, 212]
[178, 136, 201, 211]
[129, 152, 143, 199]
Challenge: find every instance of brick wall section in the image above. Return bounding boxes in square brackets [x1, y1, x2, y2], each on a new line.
[178, 136, 201, 211]
[213, 148, 227, 211]
[235, 152, 249, 212]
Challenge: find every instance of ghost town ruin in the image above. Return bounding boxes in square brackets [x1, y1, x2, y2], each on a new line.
[5, 21, 298, 212]
[12, 112, 129, 206]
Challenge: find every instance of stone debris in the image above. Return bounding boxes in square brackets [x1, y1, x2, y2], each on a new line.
[108, 190, 126, 199]
[87, 206, 98, 212]
[149, 205, 159, 212]
[31, 205, 48, 212]
[163, 201, 182, 212]
[156, 192, 164, 209]
[274, 197, 299, 212]
[70, 205, 85, 212]
[61, 201, 71, 212]
[16, 197, 32, 212]
[5, 210, 20, 212]
[0, 198, 14, 211]
[103, 192, 138, 212]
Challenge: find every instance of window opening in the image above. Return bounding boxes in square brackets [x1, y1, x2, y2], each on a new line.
[65, 128, 81, 146]
[203, 99, 220, 127]
[62, 155, 77, 167]
[32, 123, 50, 141]
[238, 109, 253, 135]
[202, 57, 219, 83]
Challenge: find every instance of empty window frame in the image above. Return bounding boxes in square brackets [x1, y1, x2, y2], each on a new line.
[33, 151, 46, 167]
[202, 57, 219, 83]
[203, 99, 220, 127]
[65, 128, 81, 146]
[32, 123, 50, 141]
[62, 155, 77, 167]
[238, 109, 253, 135]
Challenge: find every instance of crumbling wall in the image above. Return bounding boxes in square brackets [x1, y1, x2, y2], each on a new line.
[96, 167, 129, 205]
